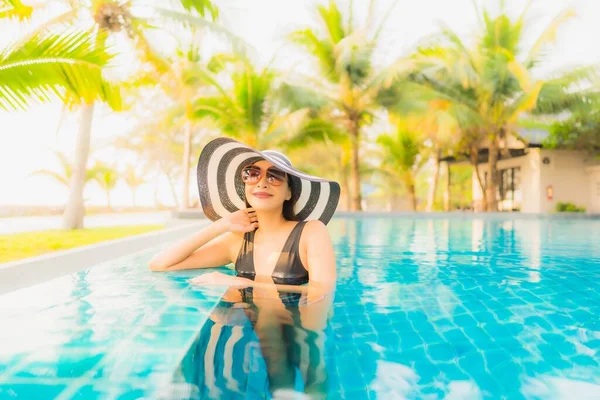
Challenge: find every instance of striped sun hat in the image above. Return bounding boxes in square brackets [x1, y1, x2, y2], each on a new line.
[196, 137, 340, 225]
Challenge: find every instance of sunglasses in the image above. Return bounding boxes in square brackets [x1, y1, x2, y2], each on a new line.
[241, 165, 287, 186]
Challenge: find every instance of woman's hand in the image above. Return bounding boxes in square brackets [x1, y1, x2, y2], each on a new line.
[222, 208, 258, 233]
[189, 271, 251, 288]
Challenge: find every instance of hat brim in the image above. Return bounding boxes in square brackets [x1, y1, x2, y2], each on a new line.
[197, 137, 340, 225]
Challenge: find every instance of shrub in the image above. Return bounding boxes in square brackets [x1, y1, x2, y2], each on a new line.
[555, 202, 586, 213]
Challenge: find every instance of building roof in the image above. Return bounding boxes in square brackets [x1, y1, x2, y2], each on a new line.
[516, 128, 550, 146]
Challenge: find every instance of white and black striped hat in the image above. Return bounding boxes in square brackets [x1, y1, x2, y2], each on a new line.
[197, 137, 340, 225]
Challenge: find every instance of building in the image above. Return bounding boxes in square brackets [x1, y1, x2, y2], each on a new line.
[454, 129, 600, 213]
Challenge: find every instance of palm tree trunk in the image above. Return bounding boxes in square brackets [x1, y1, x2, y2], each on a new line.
[63, 103, 94, 230]
[166, 171, 180, 209]
[426, 147, 441, 212]
[153, 173, 161, 208]
[404, 172, 417, 211]
[443, 161, 451, 212]
[341, 165, 351, 211]
[470, 145, 487, 211]
[408, 182, 417, 211]
[486, 134, 499, 211]
[181, 119, 192, 210]
[132, 189, 136, 208]
[349, 119, 362, 211]
[106, 190, 111, 209]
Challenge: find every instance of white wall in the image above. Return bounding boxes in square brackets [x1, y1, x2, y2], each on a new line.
[538, 150, 591, 213]
[586, 166, 600, 213]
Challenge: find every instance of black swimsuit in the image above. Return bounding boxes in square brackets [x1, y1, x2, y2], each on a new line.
[235, 221, 309, 286]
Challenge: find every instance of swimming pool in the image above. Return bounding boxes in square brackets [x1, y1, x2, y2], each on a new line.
[1, 216, 599, 399]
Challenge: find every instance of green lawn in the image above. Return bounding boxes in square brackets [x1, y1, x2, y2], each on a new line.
[0, 225, 164, 263]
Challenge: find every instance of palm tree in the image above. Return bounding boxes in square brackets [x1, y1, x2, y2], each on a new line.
[91, 163, 119, 209]
[3, 0, 236, 228]
[376, 121, 427, 211]
[414, 4, 593, 211]
[130, 41, 235, 210]
[115, 118, 190, 210]
[193, 59, 323, 149]
[31, 150, 99, 188]
[283, 0, 417, 211]
[124, 165, 145, 207]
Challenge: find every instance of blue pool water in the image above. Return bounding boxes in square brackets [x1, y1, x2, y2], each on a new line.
[1, 216, 600, 399]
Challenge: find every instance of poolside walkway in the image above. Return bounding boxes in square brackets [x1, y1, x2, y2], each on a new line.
[0, 211, 177, 234]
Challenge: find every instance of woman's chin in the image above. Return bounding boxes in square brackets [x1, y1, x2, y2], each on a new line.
[247, 198, 280, 211]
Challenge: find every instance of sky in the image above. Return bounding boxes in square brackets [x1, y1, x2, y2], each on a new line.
[1, 0, 598, 207]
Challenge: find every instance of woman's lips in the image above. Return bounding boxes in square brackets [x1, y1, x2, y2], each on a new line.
[253, 192, 273, 199]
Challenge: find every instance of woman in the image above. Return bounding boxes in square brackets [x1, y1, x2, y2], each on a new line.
[148, 137, 339, 293]
[149, 137, 340, 398]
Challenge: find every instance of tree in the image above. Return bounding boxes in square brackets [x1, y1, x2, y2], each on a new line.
[414, 4, 592, 211]
[545, 114, 600, 153]
[31, 151, 106, 209]
[130, 43, 236, 209]
[3, 0, 232, 228]
[376, 121, 427, 211]
[193, 59, 325, 149]
[124, 165, 145, 207]
[91, 163, 119, 209]
[284, 0, 417, 211]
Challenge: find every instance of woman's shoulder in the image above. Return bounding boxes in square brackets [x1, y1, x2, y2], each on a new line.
[303, 219, 327, 232]
[299, 220, 329, 244]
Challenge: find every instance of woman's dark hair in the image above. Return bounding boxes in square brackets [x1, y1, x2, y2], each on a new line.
[282, 174, 297, 221]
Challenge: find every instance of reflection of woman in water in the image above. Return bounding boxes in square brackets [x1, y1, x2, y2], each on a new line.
[149, 137, 340, 398]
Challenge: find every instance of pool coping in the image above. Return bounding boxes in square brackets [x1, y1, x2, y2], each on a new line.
[0, 221, 208, 295]
[172, 209, 600, 220]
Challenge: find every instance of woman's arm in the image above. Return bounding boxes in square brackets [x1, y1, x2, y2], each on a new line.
[149, 208, 258, 272]
[148, 219, 232, 271]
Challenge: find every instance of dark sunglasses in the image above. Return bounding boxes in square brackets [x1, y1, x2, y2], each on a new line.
[241, 165, 287, 186]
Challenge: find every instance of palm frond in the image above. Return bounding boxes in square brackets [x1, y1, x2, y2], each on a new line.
[526, 8, 576, 66]
[153, 8, 251, 56]
[31, 169, 70, 187]
[276, 82, 332, 111]
[335, 32, 374, 85]
[0, 29, 122, 111]
[0, 0, 33, 20]
[172, 0, 219, 20]
[534, 65, 600, 115]
[288, 28, 337, 82]
[316, 1, 346, 44]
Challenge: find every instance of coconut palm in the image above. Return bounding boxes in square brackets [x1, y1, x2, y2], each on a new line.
[376, 121, 427, 211]
[192, 59, 328, 150]
[2, 0, 239, 228]
[91, 163, 119, 209]
[124, 165, 145, 207]
[283, 0, 419, 211]
[130, 41, 236, 209]
[31, 150, 101, 188]
[414, 4, 596, 211]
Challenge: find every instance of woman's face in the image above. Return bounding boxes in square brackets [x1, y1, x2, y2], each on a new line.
[243, 160, 291, 211]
